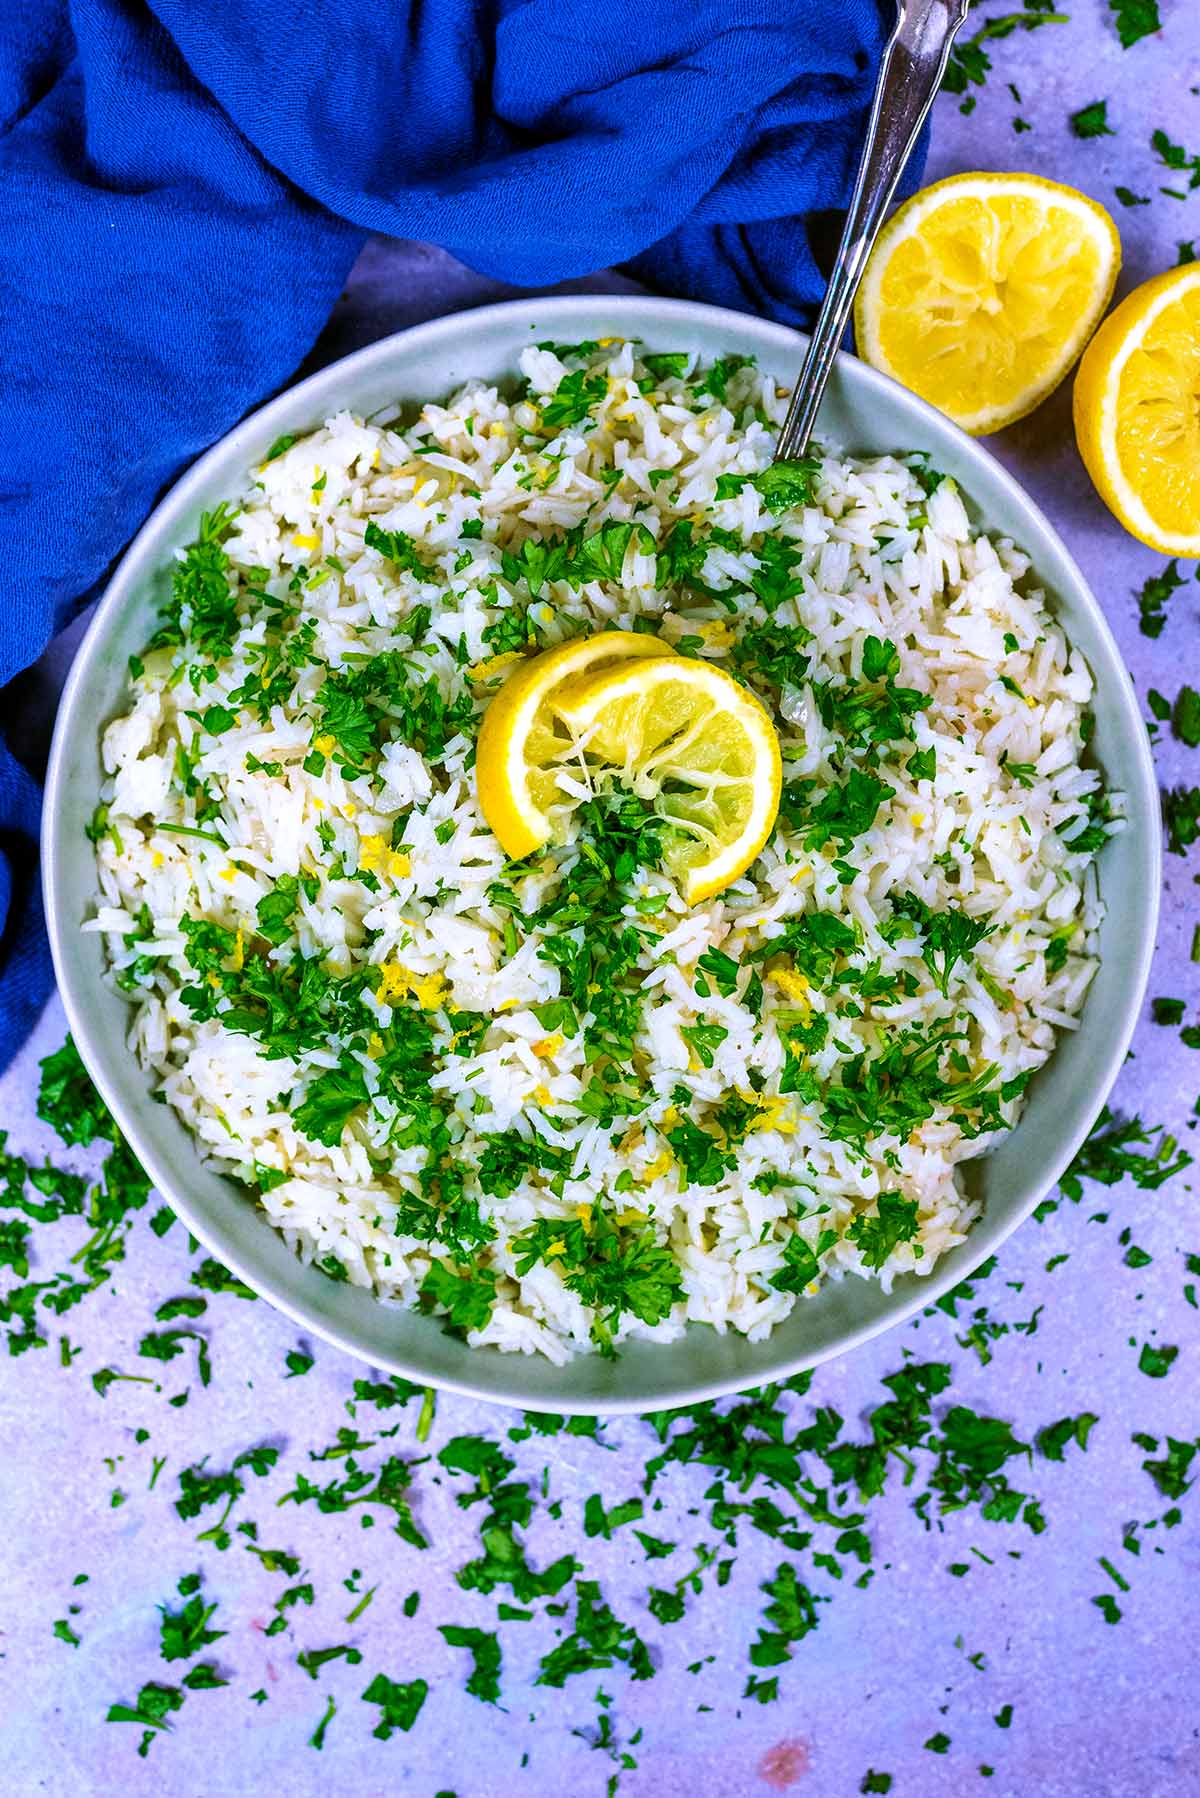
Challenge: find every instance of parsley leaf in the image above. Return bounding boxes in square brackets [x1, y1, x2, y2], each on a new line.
[540, 369, 607, 431]
[752, 459, 820, 514]
[535, 1579, 654, 1687]
[695, 355, 754, 404]
[697, 946, 741, 997]
[1071, 100, 1114, 138]
[680, 1021, 728, 1069]
[848, 1192, 921, 1269]
[419, 1260, 497, 1334]
[892, 892, 994, 995]
[158, 1577, 225, 1662]
[1137, 1342, 1178, 1378]
[1136, 560, 1183, 637]
[1058, 1106, 1193, 1202]
[37, 1038, 116, 1148]
[748, 1563, 821, 1671]
[255, 875, 300, 947]
[641, 352, 690, 381]
[815, 638, 932, 755]
[363, 518, 428, 576]
[1108, 0, 1160, 48]
[316, 673, 377, 766]
[730, 621, 812, 690]
[439, 1625, 502, 1703]
[360, 1673, 428, 1737]
[770, 1228, 838, 1294]
[781, 770, 894, 855]
[292, 1055, 368, 1148]
[1163, 785, 1200, 856]
[1173, 685, 1200, 747]
[150, 504, 239, 660]
[514, 1209, 682, 1354]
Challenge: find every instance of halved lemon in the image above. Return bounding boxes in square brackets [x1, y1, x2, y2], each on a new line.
[1073, 262, 1200, 555]
[855, 172, 1121, 435]
[475, 631, 670, 858]
[552, 656, 782, 904]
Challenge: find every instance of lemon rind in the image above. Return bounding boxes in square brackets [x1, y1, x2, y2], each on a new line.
[1073, 263, 1200, 556]
[854, 171, 1121, 437]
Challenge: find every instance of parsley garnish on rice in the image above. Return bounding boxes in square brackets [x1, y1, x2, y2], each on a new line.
[87, 340, 1114, 1357]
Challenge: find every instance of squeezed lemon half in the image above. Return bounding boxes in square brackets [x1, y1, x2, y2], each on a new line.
[855, 171, 1121, 435]
[1073, 262, 1200, 556]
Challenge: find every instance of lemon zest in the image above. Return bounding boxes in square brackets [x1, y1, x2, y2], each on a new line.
[468, 651, 524, 683]
[639, 1149, 673, 1184]
[770, 967, 809, 1002]
[696, 619, 734, 648]
[375, 962, 447, 1011]
[751, 1093, 796, 1136]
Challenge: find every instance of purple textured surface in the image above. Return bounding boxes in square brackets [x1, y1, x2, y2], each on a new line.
[3, 13, 1199, 1795]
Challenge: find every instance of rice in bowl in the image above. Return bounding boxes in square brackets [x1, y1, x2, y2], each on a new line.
[86, 340, 1113, 1362]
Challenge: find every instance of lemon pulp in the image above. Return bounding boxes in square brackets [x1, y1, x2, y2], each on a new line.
[855, 171, 1120, 435]
[1074, 263, 1200, 554]
[474, 631, 670, 858]
[551, 655, 782, 904]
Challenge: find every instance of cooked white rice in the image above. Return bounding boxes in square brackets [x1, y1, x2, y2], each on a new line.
[87, 340, 1112, 1361]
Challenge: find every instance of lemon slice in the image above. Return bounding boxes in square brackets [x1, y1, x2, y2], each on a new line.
[552, 656, 782, 904]
[475, 631, 670, 858]
[1073, 263, 1200, 555]
[854, 172, 1121, 435]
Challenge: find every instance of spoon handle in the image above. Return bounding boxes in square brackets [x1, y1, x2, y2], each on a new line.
[774, 0, 971, 463]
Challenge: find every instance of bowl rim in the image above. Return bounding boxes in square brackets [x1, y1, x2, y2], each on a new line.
[43, 292, 1161, 1412]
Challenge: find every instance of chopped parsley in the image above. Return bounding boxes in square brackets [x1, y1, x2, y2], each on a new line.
[1070, 100, 1114, 138]
[1108, 0, 1160, 48]
[848, 1192, 922, 1269]
[539, 369, 607, 432]
[1163, 785, 1200, 856]
[439, 1626, 502, 1703]
[1136, 561, 1183, 637]
[814, 637, 932, 757]
[892, 892, 994, 996]
[514, 1209, 682, 1355]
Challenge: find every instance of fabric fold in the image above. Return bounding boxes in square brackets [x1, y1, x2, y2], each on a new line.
[0, 0, 915, 1070]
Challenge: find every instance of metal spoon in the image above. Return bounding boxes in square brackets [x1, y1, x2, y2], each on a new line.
[774, 0, 971, 464]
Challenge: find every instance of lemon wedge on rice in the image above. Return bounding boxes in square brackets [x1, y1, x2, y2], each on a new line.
[551, 655, 782, 905]
[1073, 262, 1200, 556]
[854, 171, 1121, 435]
[475, 631, 670, 859]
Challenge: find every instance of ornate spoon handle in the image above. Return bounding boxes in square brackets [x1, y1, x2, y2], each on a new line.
[774, 0, 971, 463]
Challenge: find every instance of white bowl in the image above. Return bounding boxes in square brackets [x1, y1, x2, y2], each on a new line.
[43, 295, 1160, 1413]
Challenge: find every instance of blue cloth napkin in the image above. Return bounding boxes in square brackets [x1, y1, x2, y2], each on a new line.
[0, 0, 914, 1071]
